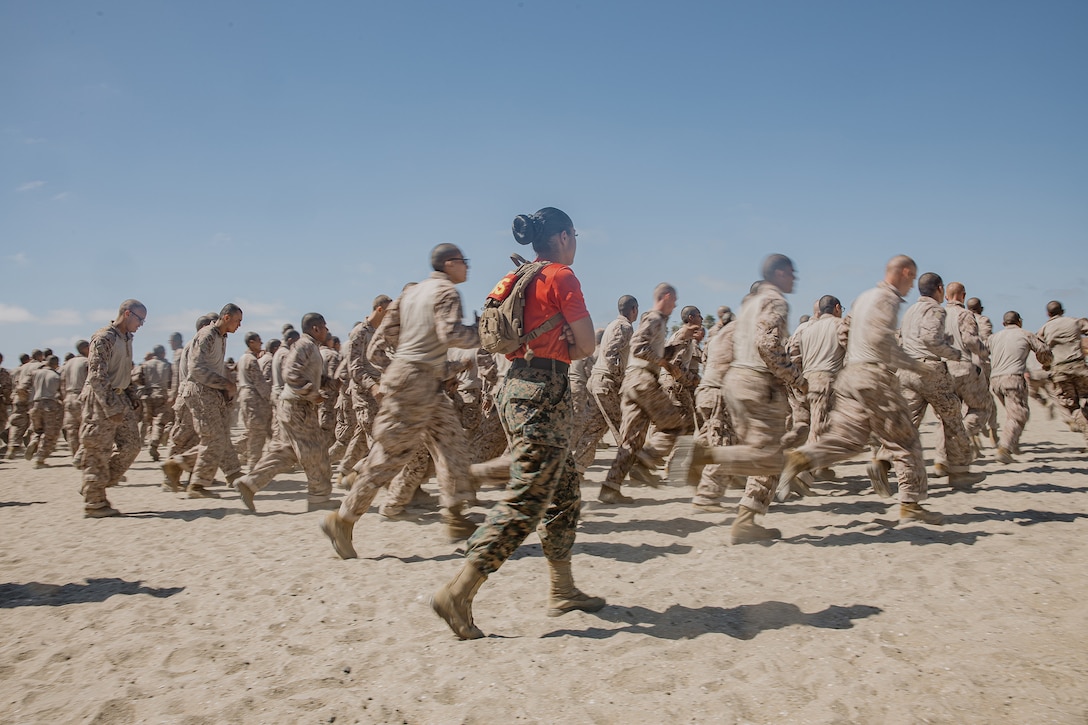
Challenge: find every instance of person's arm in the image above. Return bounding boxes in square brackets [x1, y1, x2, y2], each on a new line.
[566, 316, 596, 361]
[367, 299, 401, 370]
[434, 283, 480, 350]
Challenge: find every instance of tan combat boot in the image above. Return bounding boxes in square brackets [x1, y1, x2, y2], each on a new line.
[995, 447, 1014, 464]
[431, 564, 487, 640]
[161, 459, 184, 492]
[730, 506, 781, 545]
[319, 512, 358, 559]
[899, 502, 944, 525]
[867, 459, 893, 498]
[546, 559, 606, 617]
[775, 450, 816, 502]
[442, 502, 478, 542]
[949, 470, 986, 490]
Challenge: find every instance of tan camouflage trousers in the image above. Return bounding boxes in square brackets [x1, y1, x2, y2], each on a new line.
[898, 361, 973, 471]
[328, 394, 354, 463]
[29, 399, 63, 463]
[470, 396, 509, 464]
[717, 368, 789, 515]
[7, 397, 30, 453]
[991, 374, 1030, 452]
[167, 396, 198, 458]
[783, 384, 811, 448]
[236, 392, 272, 469]
[1049, 361, 1088, 442]
[795, 363, 928, 503]
[339, 360, 470, 521]
[79, 398, 141, 510]
[337, 387, 379, 476]
[466, 365, 579, 575]
[140, 390, 171, 450]
[604, 368, 687, 491]
[572, 382, 621, 474]
[692, 386, 743, 505]
[948, 360, 993, 438]
[174, 388, 242, 487]
[382, 446, 435, 515]
[247, 398, 332, 500]
[804, 371, 837, 442]
[318, 394, 338, 448]
[63, 396, 82, 457]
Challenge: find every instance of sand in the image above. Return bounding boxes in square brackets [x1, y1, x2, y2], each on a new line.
[2, 402, 1087, 724]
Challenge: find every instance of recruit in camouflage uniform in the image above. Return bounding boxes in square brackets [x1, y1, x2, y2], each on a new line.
[945, 285, 994, 447]
[236, 333, 273, 470]
[27, 358, 63, 467]
[600, 285, 688, 504]
[59, 344, 89, 460]
[896, 278, 975, 477]
[237, 315, 334, 511]
[988, 312, 1053, 461]
[968, 297, 1000, 441]
[690, 320, 743, 510]
[788, 299, 848, 446]
[165, 309, 244, 498]
[337, 300, 388, 480]
[134, 346, 172, 461]
[0, 359, 12, 450]
[778, 257, 945, 525]
[318, 339, 342, 448]
[79, 301, 146, 517]
[6, 355, 39, 458]
[1037, 303, 1088, 444]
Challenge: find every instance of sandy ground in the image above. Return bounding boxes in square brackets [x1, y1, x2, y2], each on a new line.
[2, 401, 1087, 724]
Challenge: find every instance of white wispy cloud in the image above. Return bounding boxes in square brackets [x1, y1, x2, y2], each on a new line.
[235, 298, 286, 318]
[0, 304, 35, 323]
[7, 252, 29, 266]
[41, 309, 84, 326]
[16, 180, 46, 192]
[52, 192, 70, 201]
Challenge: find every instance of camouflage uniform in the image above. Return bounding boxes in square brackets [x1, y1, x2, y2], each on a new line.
[470, 352, 510, 464]
[59, 355, 88, 457]
[170, 325, 241, 488]
[974, 311, 1000, 436]
[466, 364, 580, 574]
[80, 323, 142, 512]
[989, 324, 1053, 452]
[319, 345, 342, 447]
[783, 317, 815, 446]
[269, 344, 291, 441]
[715, 282, 804, 515]
[789, 314, 848, 441]
[338, 320, 382, 476]
[241, 332, 332, 501]
[329, 355, 353, 463]
[6, 361, 38, 456]
[603, 309, 687, 493]
[945, 300, 993, 439]
[692, 321, 744, 505]
[134, 355, 172, 457]
[568, 352, 594, 443]
[1038, 315, 1088, 441]
[573, 314, 633, 472]
[655, 326, 701, 438]
[236, 349, 273, 469]
[29, 365, 63, 463]
[897, 296, 973, 472]
[0, 366, 11, 446]
[338, 273, 480, 521]
[792, 282, 930, 503]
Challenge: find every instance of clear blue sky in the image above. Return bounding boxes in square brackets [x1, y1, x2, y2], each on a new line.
[3, 1, 1086, 362]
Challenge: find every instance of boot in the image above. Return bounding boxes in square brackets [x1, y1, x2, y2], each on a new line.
[628, 458, 663, 487]
[24, 438, 39, 461]
[995, 447, 1014, 464]
[443, 503, 478, 542]
[320, 511, 358, 559]
[235, 477, 257, 512]
[692, 501, 729, 514]
[161, 459, 184, 492]
[665, 435, 706, 486]
[899, 502, 943, 525]
[546, 559, 605, 617]
[187, 483, 221, 499]
[867, 459, 893, 498]
[148, 446, 160, 462]
[431, 564, 487, 640]
[225, 470, 242, 486]
[85, 504, 121, 518]
[932, 462, 949, 478]
[949, 470, 986, 490]
[597, 485, 634, 505]
[730, 506, 781, 545]
[775, 450, 814, 503]
[813, 467, 837, 482]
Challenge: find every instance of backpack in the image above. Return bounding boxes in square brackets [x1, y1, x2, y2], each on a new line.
[479, 260, 565, 355]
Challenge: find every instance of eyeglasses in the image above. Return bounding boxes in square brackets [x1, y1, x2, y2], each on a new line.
[447, 257, 469, 265]
[130, 310, 145, 325]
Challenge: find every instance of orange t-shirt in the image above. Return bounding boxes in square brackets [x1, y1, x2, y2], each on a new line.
[503, 262, 589, 364]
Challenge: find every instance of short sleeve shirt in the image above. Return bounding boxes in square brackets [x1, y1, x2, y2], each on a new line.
[510, 262, 589, 364]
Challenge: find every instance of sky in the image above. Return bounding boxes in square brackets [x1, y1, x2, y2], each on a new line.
[2, 0, 1086, 363]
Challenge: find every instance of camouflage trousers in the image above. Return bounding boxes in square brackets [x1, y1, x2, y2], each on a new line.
[571, 377, 590, 436]
[140, 390, 171, 451]
[991, 374, 1030, 452]
[783, 383, 811, 448]
[381, 446, 435, 516]
[804, 371, 837, 442]
[7, 397, 30, 452]
[247, 398, 332, 499]
[470, 394, 509, 463]
[340, 360, 470, 521]
[466, 365, 579, 575]
[795, 363, 928, 503]
[328, 393, 354, 463]
[236, 392, 272, 469]
[337, 386, 379, 476]
[948, 360, 993, 438]
[1050, 361, 1088, 441]
[63, 396, 82, 457]
[174, 387, 242, 486]
[718, 368, 789, 515]
[79, 397, 141, 510]
[167, 396, 198, 458]
[572, 382, 621, 474]
[318, 393, 338, 448]
[898, 360, 973, 472]
[29, 399, 63, 463]
[692, 386, 743, 505]
[604, 368, 687, 491]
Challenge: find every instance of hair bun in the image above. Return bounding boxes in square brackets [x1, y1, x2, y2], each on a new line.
[512, 214, 539, 246]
